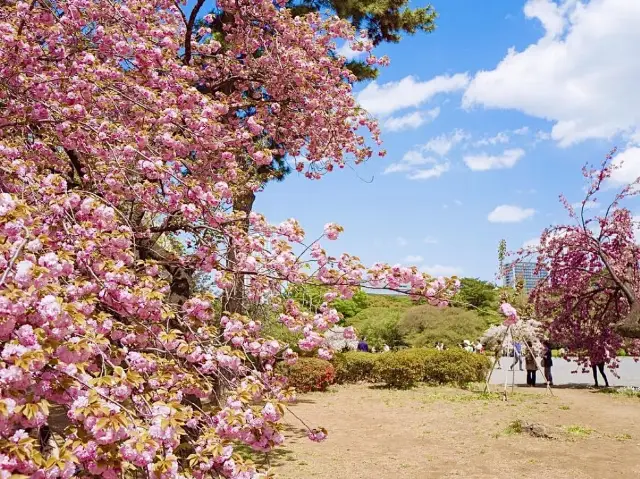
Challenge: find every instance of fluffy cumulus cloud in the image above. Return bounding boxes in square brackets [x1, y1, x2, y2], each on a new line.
[463, 0, 640, 147]
[407, 163, 450, 180]
[357, 74, 469, 116]
[488, 205, 536, 223]
[384, 142, 452, 180]
[383, 108, 440, 132]
[464, 148, 525, 171]
[423, 129, 469, 156]
[609, 147, 640, 186]
[421, 264, 463, 276]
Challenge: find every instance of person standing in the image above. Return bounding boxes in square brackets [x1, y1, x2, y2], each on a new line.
[525, 342, 537, 387]
[510, 342, 523, 371]
[494, 345, 502, 370]
[542, 341, 553, 386]
[592, 361, 609, 388]
[357, 338, 369, 352]
[463, 340, 474, 353]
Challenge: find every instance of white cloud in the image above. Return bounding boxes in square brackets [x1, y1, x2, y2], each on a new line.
[488, 205, 536, 223]
[610, 147, 640, 186]
[407, 162, 450, 180]
[423, 129, 469, 156]
[463, 0, 640, 146]
[513, 126, 530, 135]
[357, 74, 470, 116]
[464, 148, 525, 171]
[384, 147, 449, 180]
[473, 131, 510, 147]
[633, 215, 640, 244]
[522, 237, 540, 250]
[423, 236, 438, 244]
[383, 150, 439, 175]
[396, 236, 408, 247]
[384, 108, 440, 132]
[421, 264, 463, 277]
[335, 42, 365, 61]
[404, 255, 424, 263]
[454, 199, 463, 206]
[383, 162, 412, 174]
[571, 200, 600, 210]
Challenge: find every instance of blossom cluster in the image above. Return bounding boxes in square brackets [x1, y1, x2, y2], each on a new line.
[0, 0, 457, 477]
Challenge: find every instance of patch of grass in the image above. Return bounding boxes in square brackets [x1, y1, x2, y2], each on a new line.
[595, 387, 640, 398]
[504, 419, 524, 435]
[559, 405, 570, 410]
[615, 433, 632, 441]
[565, 425, 593, 436]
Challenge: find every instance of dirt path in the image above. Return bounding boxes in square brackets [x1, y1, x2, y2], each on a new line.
[270, 384, 640, 479]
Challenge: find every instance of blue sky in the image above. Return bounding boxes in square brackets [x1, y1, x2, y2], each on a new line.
[255, 0, 640, 282]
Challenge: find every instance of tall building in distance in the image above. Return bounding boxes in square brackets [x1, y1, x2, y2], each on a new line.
[503, 261, 548, 292]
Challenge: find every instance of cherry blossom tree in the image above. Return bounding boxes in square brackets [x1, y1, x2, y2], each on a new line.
[0, 0, 456, 477]
[527, 149, 640, 369]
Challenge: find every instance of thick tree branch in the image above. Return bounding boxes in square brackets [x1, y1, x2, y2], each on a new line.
[183, 0, 207, 65]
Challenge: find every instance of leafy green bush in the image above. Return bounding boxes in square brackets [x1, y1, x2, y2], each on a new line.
[365, 294, 416, 309]
[371, 348, 490, 388]
[373, 349, 429, 388]
[287, 284, 369, 319]
[451, 277, 498, 316]
[397, 304, 490, 348]
[332, 351, 379, 383]
[262, 321, 302, 353]
[276, 358, 335, 393]
[421, 349, 490, 386]
[347, 307, 407, 350]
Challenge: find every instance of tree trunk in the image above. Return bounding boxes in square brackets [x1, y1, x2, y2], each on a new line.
[615, 300, 640, 338]
[223, 188, 255, 315]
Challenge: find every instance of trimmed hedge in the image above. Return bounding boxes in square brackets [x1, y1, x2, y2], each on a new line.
[275, 357, 335, 393]
[332, 351, 379, 384]
[334, 349, 491, 389]
[373, 349, 427, 388]
[277, 349, 491, 392]
[421, 349, 490, 386]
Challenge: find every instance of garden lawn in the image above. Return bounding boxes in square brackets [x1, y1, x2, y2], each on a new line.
[267, 384, 640, 478]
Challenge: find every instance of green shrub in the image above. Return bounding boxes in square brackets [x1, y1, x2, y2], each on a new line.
[276, 358, 335, 393]
[365, 294, 416, 309]
[347, 307, 407, 350]
[372, 348, 490, 389]
[397, 304, 490, 348]
[421, 349, 490, 386]
[373, 349, 428, 388]
[332, 351, 379, 383]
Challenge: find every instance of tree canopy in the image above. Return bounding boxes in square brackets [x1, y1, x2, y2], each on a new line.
[0, 0, 457, 476]
[528, 150, 640, 366]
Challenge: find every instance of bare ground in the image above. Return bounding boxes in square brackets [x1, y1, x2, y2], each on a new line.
[267, 384, 640, 479]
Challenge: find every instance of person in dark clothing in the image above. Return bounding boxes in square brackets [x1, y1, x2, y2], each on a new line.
[357, 339, 369, 352]
[541, 341, 553, 386]
[524, 341, 537, 387]
[592, 362, 609, 387]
